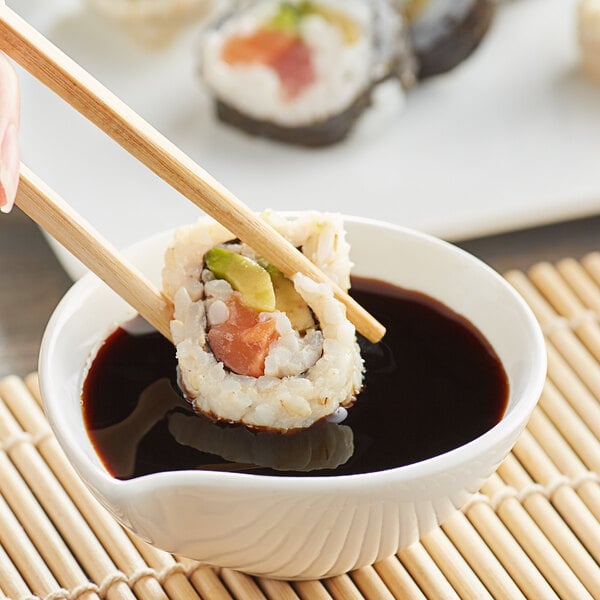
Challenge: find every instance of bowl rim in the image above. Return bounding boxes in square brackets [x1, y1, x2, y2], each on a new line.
[39, 215, 547, 497]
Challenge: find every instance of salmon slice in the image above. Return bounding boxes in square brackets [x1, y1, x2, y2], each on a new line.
[222, 29, 316, 99]
[270, 39, 316, 99]
[208, 294, 280, 378]
[222, 29, 296, 65]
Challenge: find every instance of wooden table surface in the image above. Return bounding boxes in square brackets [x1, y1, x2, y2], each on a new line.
[2, 206, 600, 379]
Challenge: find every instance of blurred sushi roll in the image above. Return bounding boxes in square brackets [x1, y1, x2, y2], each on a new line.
[399, 0, 495, 78]
[578, 0, 600, 82]
[200, 0, 416, 146]
[88, 0, 216, 47]
[162, 211, 364, 432]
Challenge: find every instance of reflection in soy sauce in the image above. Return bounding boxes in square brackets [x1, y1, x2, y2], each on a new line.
[358, 335, 397, 375]
[169, 412, 353, 473]
[91, 377, 181, 479]
[89, 368, 352, 479]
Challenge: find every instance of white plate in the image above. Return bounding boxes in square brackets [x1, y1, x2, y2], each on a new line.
[13, 0, 600, 279]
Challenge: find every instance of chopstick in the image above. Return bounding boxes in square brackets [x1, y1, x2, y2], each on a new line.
[17, 164, 174, 341]
[0, 6, 386, 343]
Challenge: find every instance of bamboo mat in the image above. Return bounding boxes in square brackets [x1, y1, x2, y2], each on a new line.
[1, 255, 600, 600]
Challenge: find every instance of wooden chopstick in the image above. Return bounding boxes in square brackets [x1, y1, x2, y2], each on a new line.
[0, 6, 385, 343]
[17, 164, 174, 341]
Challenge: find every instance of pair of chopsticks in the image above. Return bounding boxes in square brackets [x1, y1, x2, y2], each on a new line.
[0, 6, 385, 343]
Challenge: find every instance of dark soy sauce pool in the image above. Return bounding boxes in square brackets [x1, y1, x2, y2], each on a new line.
[82, 277, 509, 479]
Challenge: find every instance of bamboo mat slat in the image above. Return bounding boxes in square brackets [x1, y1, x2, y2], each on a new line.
[1, 254, 600, 599]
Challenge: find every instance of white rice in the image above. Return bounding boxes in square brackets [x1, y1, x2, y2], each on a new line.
[162, 211, 364, 431]
[88, 0, 214, 45]
[88, 0, 210, 20]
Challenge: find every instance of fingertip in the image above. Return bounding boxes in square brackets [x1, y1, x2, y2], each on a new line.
[0, 121, 19, 213]
[0, 190, 11, 214]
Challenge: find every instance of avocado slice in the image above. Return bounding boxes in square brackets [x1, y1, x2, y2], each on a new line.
[268, 2, 303, 31]
[205, 248, 276, 312]
[260, 261, 315, 332]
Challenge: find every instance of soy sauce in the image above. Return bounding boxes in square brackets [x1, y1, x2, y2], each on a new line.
[82, 277, 508, 479]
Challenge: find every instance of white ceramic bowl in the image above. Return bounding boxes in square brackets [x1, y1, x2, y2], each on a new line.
[39, 216, 546, 580]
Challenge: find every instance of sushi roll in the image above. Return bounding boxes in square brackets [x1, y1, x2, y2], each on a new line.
[399, 0, 495, 78]
[162, 212, 364, 431]
[578, 0, 600, 82]
[88, 0, 215, 46]
[200, 0, 415, 146]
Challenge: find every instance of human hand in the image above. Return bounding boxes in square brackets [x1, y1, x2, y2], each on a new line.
[0, 51, 20, 213]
